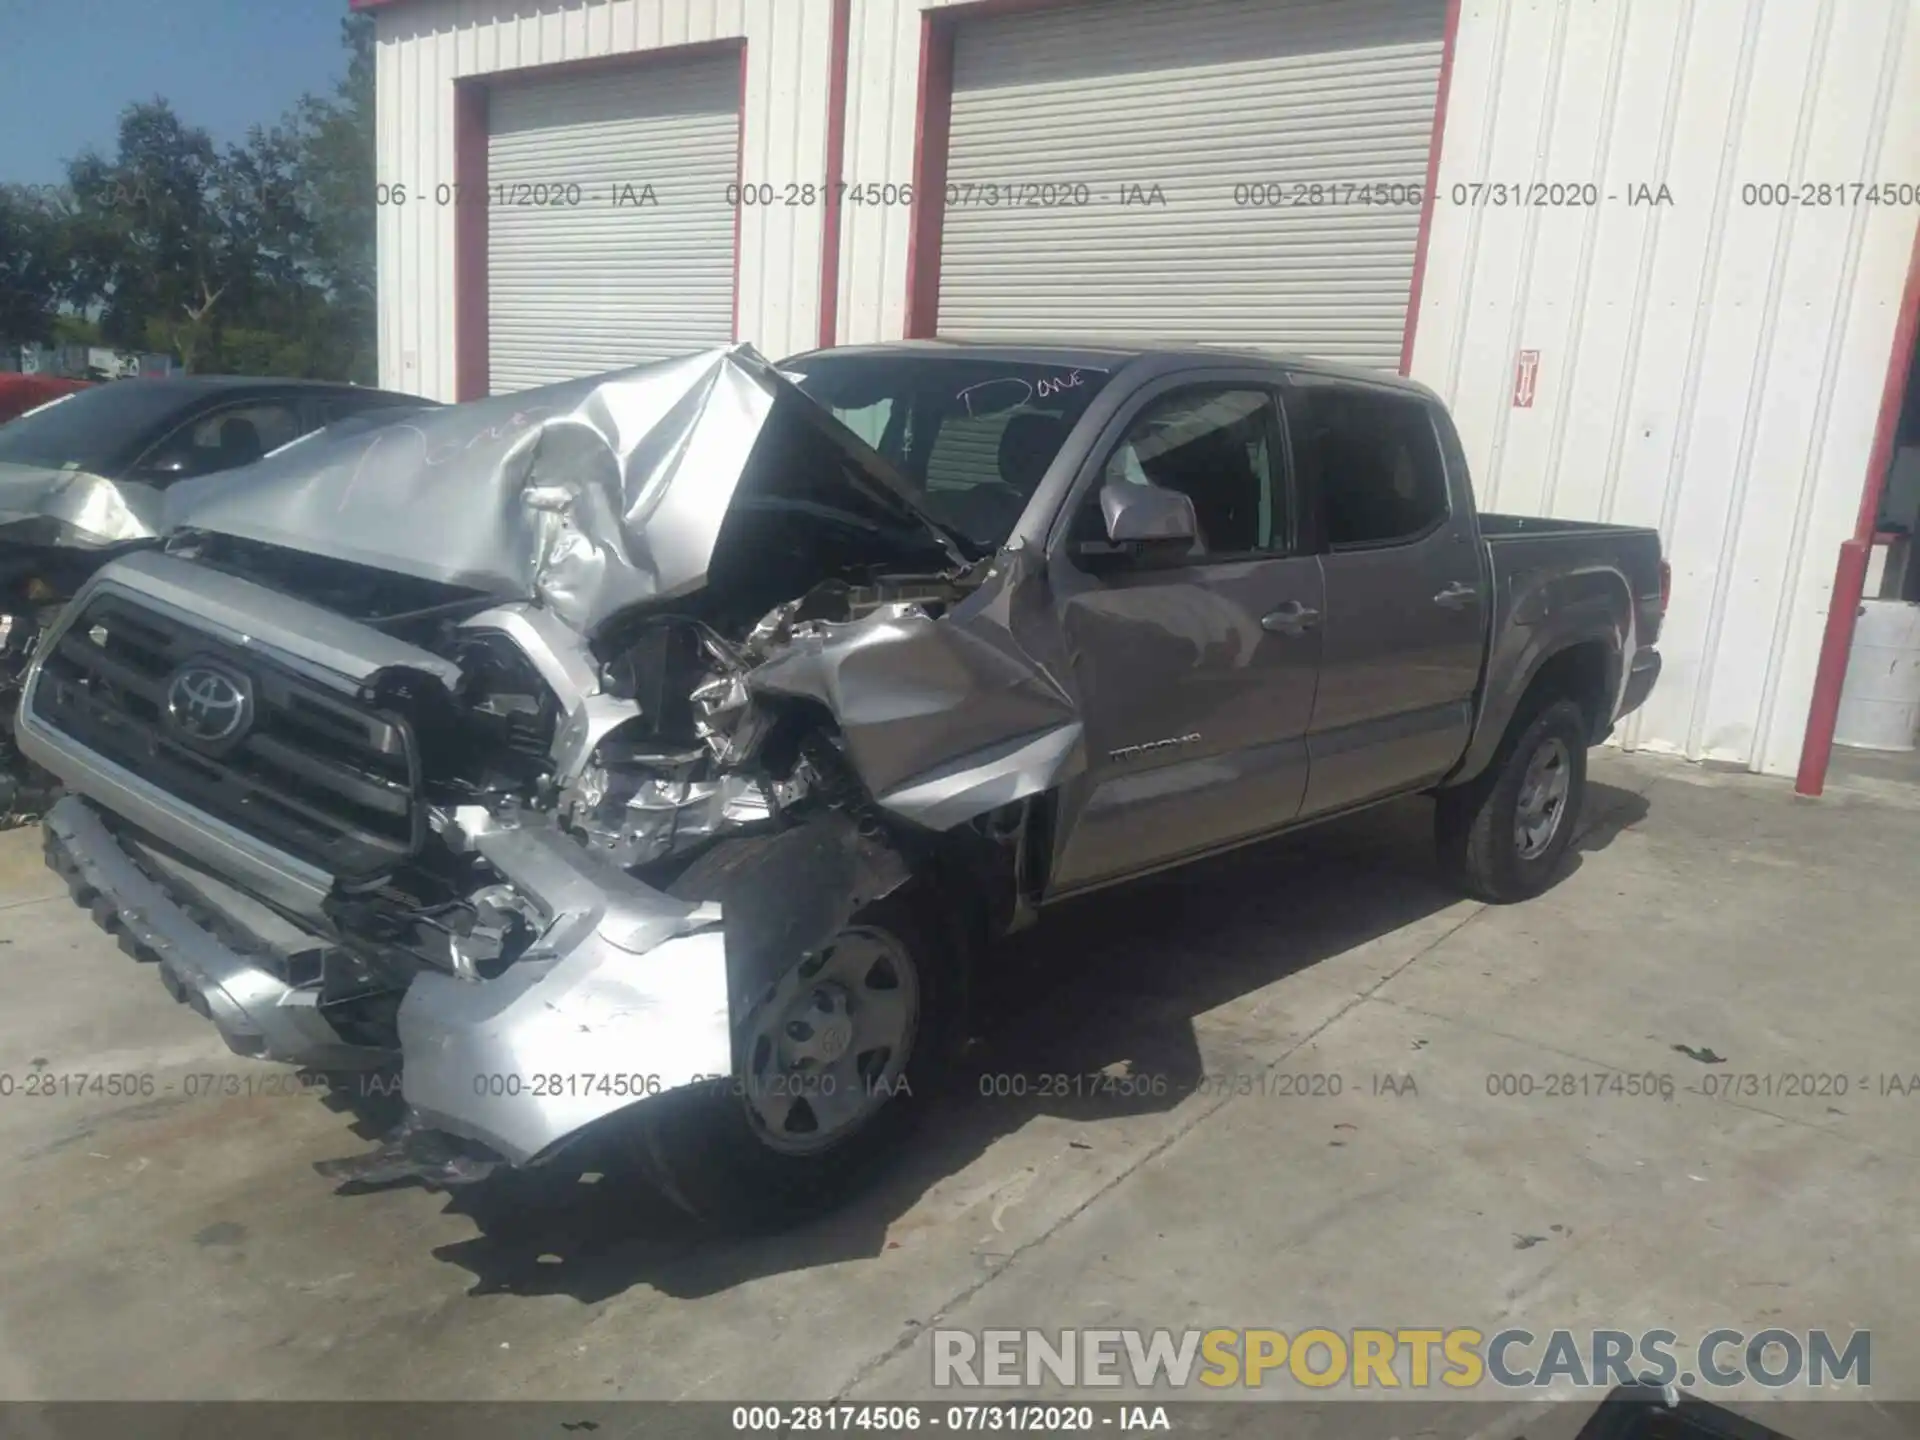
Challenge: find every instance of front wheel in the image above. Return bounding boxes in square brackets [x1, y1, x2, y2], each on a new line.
[1435, 697, 1588, 903]
[622, 881, 950, 1231]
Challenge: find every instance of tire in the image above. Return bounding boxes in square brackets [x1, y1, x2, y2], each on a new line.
[1435, 697, 1588, 904]
[621, 864, 951, 1232]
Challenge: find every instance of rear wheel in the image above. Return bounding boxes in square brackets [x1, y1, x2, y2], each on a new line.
[1435, 697, 1588, 903]
[623, 875, 949, 1231]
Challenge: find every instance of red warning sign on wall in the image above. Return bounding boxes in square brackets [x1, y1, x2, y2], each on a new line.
[1512, 349, 1541, 408]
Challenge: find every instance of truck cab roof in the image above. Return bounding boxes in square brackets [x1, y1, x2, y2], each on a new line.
[781, 337, 1443, 404]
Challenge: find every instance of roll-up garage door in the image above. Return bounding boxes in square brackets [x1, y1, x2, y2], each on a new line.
[487, 57, 738, 393]
[938, 0, 1444, 371]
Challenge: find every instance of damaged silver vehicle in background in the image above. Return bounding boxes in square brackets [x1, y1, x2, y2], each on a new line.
[14, 341, 1665, 1228]
[0, 376, 434, 818]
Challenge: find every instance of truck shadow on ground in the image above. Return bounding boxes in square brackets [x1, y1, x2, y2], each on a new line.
[366, 781, 1648, 1302]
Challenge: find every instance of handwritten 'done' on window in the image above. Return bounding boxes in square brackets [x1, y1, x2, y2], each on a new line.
[955, 370, 1086, 419]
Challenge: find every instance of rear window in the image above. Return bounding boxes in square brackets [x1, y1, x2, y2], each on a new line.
[789, 355, 1112, 549]
[1287, 383, 1449, 549]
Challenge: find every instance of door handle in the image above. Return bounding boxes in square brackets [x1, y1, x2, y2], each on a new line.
[1434, 581, 1478, 609]
[1261, 601, 1321, 635]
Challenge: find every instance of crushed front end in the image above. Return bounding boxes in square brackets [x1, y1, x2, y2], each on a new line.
[16, 347, 1084, 1187]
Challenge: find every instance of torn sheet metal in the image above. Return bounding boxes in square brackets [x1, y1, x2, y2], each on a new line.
[397, 809, 914, 1166]
[0, 463, 163, 548]
[743, 553, 1087, 828]
[397, 820, 732, 1166]
[685, 809, 914, 989]
[401, 926, 732, 1166]
[874, 722, 1084, 831]
[164, 345, 964, 633]
[566, 765, 801, 869]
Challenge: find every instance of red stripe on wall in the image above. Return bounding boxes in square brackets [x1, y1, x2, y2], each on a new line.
[903, 12, 954, 340]
[1399, 0, 1462, 377]
[1795, 215, 1920, 796]
[817, 0, 853, 349]
[452, 80, 489, 402]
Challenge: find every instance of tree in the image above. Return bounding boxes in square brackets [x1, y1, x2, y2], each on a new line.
[26, 16, 378, 381]
[63, 101, 257, 371]
[0, 184, 71, 344]
[300, 15, 377, 307]
[284, 13, 378, 382]
[221, 13, 377, 381]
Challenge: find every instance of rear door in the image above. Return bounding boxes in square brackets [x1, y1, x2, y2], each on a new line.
[1285, 376, 1485, 816]
[1046, 375, 1325, 893]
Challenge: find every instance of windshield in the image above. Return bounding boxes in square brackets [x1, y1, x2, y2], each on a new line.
[0, 381, 191, 474]
[787, 354, 1112, 549]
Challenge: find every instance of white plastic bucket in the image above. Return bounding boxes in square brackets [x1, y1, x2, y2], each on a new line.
[1835, 598, 1920, 751]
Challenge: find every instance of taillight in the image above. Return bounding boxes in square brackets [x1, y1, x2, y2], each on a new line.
[1658, 559, 1671, 616]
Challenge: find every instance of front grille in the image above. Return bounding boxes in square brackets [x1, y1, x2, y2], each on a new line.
[30, 593, 423, 877]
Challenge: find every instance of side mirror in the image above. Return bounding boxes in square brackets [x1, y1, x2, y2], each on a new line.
[1073, 482, 1198, 569]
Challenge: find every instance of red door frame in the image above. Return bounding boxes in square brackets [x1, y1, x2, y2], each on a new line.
[449, 38, 748, 401]
[1401, 0, 1463, 374]
[1794, 215, 1920, 796]
[817, 0, 854, 348]
[902, 0, 1463, 347]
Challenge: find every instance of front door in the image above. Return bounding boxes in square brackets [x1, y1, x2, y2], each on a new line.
[1047, 381, 1325, 894]
[1285, 377, 1485, 816]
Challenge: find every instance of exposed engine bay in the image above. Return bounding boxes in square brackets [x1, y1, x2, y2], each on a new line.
[176, 525, 989, 996]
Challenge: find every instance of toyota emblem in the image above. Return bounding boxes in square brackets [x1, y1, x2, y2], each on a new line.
[165, 662, 253, 747]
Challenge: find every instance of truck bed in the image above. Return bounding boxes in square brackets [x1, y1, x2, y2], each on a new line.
[1478, 511, 1664, 649]
[1447, 510, 1667, 782]
[1477, 511, 1652, 540]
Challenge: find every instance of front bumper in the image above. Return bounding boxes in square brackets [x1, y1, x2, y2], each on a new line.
[396, 823, 735, 1166]
[42, 792, 740, 1168]
[42, 795, 377, 1069]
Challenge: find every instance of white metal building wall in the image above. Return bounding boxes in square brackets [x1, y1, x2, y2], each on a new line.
[937, 0, 1444, 369]
[834, 0, 926, 346]
[372, 0, 836, 401]
[1408, 0, 1920, 776]
[487, 59, 739, 391]
[373, 0, 1920, 779]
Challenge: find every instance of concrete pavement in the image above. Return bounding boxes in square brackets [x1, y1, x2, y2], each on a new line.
[0, 750, 1912, 1431]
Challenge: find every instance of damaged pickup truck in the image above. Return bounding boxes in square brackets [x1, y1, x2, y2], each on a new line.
[17, 342, 1665, 1225]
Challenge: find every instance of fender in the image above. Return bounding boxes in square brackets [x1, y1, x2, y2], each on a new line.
[1447, 559, 1634, 788]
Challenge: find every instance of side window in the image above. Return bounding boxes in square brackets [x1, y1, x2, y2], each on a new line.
[1085, 387, 1283, 558]
[135, 401, 308, 482]
[1289, 385, 1449, 549]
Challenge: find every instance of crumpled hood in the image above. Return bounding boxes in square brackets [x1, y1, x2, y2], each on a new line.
[0, 462, 164, 549]
[162, 344, 965, 632]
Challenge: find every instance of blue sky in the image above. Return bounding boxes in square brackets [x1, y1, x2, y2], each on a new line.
[2, 0, 357, 187]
